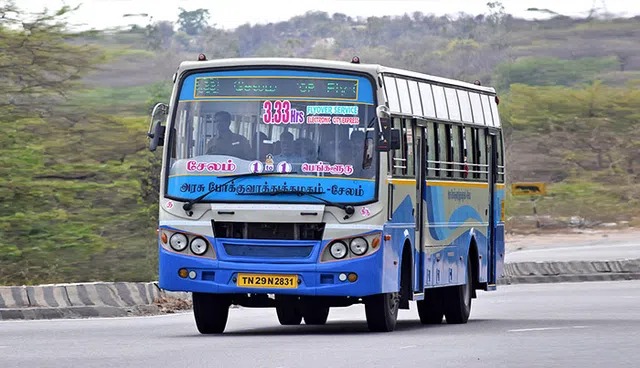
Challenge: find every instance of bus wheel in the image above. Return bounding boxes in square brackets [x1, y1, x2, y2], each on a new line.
[364, 292, 399, 332]
[303, 306, 330, 325]
[192, 292, 231, 334]
[444, 258, 472, 324]
[275, 296, 302, 325]
[416, 289, 444, 324]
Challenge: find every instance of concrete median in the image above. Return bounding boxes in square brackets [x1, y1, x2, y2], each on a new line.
[0, 282, 190, 321]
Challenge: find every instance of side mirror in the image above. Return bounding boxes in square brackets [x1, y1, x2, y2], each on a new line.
[147, 103, 168, 152]
[148, 123, 166, 152]
[363, 137, 374, 169]
[375, 105, 401, 152]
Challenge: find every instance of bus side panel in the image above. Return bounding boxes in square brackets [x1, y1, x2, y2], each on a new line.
[381, 194, 415, 294]
[423, 182, 490, 287]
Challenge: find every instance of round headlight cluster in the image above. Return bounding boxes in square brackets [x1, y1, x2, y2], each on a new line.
[169, 233, 188, 251]
[328, 237, 370, 259]
[329, 241, 348, 259]
[169, 232, 208, 256]
[349, 237, 368, 255]
[190, 237, 208, 255]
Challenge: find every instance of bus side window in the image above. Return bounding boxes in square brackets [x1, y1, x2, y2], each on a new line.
[497, 131, 505, 183]
[426, 122, 437, 178]
[465, 126, 475, 180]
[404, 119, 415, 177]
[451, 125, 464, 179]
[437, 123, 448, 178]
[390, 117, 407, 176]
[477, 128, 488, 180]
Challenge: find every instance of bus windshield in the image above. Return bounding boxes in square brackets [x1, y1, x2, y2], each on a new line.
[166, 68, 378, 205]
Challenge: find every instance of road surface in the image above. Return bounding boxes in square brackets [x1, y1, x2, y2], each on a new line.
[1, 280, 639, 368]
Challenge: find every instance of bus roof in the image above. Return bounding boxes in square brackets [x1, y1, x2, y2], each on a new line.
[177, 57, 496, 94]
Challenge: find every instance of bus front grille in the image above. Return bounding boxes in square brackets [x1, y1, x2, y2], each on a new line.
[222, 244, 314, 258]
[213, 221, 325, 240]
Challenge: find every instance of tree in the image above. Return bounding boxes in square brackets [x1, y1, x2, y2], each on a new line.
[177, 8, 210, 36]
[0, 2, 102, 120]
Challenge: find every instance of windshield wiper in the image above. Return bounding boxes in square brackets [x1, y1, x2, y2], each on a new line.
[241, 189, 355, 219]
[182, 171, 296, 215]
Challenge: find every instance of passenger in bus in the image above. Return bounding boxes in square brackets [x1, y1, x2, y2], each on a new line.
[252, 131, 271, 160]
[273, 131, 302, 163]
[296, 137, 317, 162]
[205, 111, 251, 159]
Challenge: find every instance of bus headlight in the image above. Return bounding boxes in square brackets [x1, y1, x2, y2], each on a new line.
[349, 237, 368, 256]
[190, 237, 208, 255]
[329, 241, 348, 259]
[169, 233, 188, 251]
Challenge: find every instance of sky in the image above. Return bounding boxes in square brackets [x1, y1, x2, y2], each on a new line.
[18, 0, 638, 30]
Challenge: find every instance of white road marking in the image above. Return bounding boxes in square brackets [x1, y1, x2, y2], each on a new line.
[509, 326, 589, 333]
[399, 345, 417, 350]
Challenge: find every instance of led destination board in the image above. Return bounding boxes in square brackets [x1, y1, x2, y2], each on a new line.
[194, 76, 358, 99]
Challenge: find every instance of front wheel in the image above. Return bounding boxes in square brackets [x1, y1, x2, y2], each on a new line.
[364, 292, 399, 332]
[302, 306, 330, 325]
[276, 296, 302, 325]
[192, 292, 231, 334]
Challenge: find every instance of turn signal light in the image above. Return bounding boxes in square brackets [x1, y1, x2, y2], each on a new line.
[178, 268, 189, 278]
[160, 231, 168, 244]
[371, 236, 380, 249]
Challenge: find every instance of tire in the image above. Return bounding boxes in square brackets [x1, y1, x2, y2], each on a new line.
[364, 292, 399, 332]
[444, 258, 473, 324]
[416, 288, 444, 324]
[302, 306, 330, 325]
[192, 292, 231, 334]
[276, 296, 302, 325]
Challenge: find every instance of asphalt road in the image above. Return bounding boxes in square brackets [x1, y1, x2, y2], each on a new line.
[1, 281, 639, 368]
[506, 232, 640, 262]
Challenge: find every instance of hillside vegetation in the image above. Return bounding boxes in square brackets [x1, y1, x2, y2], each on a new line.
[1, 3, 639, 284]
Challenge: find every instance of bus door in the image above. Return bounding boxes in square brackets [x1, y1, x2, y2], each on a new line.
[413, 121, 426, 292]
[486, 129, 499, 287]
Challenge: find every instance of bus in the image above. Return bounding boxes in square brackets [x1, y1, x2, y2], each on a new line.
[147, 55, 506, 334]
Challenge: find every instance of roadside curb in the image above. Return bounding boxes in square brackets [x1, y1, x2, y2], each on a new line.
[0, 282, 190, 321]
[2, 259, 639, 321]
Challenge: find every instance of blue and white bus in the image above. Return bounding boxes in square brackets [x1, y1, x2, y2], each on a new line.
[147, 55, 505, 333]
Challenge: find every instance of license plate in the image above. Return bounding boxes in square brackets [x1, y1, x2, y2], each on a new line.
[237, 273, 298, 288]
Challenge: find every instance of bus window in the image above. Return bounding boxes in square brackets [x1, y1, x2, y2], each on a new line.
[404, 119, 415, 177]
[384, 76, 401, 113]
[408, 81, 423, 117]
[426, 121, 437, 178]
[432, 85, 448, 120]
[445, 88, 461, 122]
[419, 83, 436, 119]
[391, 117, 407, 176]
[481, 95, 494, 127]
[458, 90, 473, 123]
[437, 123, 448, 178]
[397, 79, 412, 115]
[469, 93, 484, 125]
[464, 127, 475, 179]
[451, 125, 464, 178]
[497, 131, 505, 183]
[477, 128, 488, 180]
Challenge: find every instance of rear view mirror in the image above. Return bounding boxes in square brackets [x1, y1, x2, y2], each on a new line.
[147, 103, 168, 152]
